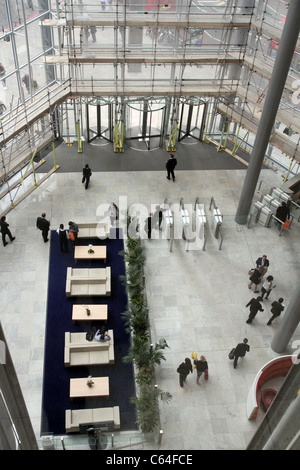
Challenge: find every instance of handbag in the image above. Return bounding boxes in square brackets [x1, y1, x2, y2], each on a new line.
[204, 369, 209, 381]
[248, 269, 255, 276]
[228, 348, 235, 360]
[283, 220, 290, 229]
[69, 231, 75, 241]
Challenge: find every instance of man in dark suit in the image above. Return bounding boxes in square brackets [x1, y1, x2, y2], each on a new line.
[267, 298, 285, 325]
[0, 215, 15, 246]
[246, 296, 264, 324]
[36, 213, 50, 242]
[82, 164, 92, 189]
[233, 338, 250, 369]
[256, 255, 269, 269]
[165, 154, 177, 181]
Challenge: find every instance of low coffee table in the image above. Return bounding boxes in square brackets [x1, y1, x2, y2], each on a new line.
[74, 245, 107, 263]
[70, 377, 109, 399]
[72, 304, 108, 323]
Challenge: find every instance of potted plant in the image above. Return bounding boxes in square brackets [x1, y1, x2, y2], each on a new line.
[87, 376, 94, 387]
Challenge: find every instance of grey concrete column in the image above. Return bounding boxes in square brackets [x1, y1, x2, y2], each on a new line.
[263, 393, 300, 450]
[0, 322, 38, 450]
[235, 0, 300, 224]
[271, 283, 300, 354]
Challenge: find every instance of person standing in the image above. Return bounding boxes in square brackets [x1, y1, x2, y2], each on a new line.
[0, 100, 7, 115]
[246, 296, 264, 324]
[68, 221, 79, 244]
[144, 213, 153, 239]
[0, 216, 15, 246]
[275, 201, 290, 227]
[82, 164, 92, 189]
[193, 355, 208, 384]
[90, 26, 97, 42]
[152, 205, 164, 229]
[36, 213, 50, 242]
[267, 298, 285, 325]
[108, 202, 119, 226]
[177, 358, 193, 388]
[256, 255, 269, 269]
[233, 338, 250, 369]
[57, 224, 69, 253]
[0, 62, 7, 89]
[165, 154, 177, 181]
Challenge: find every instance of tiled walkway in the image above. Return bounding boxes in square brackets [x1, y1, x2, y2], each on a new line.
[1, 161, 299, 450]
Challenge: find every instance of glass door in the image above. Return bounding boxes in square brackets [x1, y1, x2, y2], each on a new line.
[178, 98, 206, 143]
[86, 100, 113, 144]
[125, 98, 166, 151]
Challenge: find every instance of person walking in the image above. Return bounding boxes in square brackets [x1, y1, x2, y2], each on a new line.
[246, 296, 264, 324]
[0, 216, 15, 246]
[82, 164, 92, 189]
[233, 338, 250, 369]
[248, 265, 266, 293]
[36, 213, 50, 242]
[165, 154, 177, 181]
[57, 224, 69, 253]
[267, 298, 285, 325]
[261, 275, 275, 300]
[193, 355, 208, 384]
[177, 358, 193, 388]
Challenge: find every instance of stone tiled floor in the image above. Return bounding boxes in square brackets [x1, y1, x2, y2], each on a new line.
[1, 166, 299, 450]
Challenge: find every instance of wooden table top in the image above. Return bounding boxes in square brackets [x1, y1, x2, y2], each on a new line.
[70, 377, 109, 398]
[74, 245, 107, 261]
[72, 304, 108, 322]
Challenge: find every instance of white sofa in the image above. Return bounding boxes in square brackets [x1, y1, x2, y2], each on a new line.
[65, 267, 111, 297]
[64, 330, 114, 366]
[65, 406, 120, 433]
[77, 222, 110, 240]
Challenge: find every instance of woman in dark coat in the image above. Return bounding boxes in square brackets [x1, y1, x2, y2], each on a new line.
[248, 265, 267, 293]
[193, 356, 208, 384]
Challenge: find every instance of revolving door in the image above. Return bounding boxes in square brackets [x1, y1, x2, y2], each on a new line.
[178, 98, 206, 143]
[86, 99, 113, 144]
[125, 98, 167, 150]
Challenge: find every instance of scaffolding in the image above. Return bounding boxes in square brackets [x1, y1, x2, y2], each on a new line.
[0, 0, 300, 214]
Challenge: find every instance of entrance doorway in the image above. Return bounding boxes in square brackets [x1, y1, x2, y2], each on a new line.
[86, 99, 113, 145]
[178, 97, 206, 143]
[125, 98, 167, 150]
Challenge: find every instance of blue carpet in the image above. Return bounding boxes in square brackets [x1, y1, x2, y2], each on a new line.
[41, 229, 137, 435]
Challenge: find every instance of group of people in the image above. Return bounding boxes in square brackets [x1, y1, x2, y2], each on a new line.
[246, 254, 285, 326]
[35, 213, 79, 252]
[144, 205, 165, 239]
[177, 253, 287, 385]
[177, 355, 208, 388]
